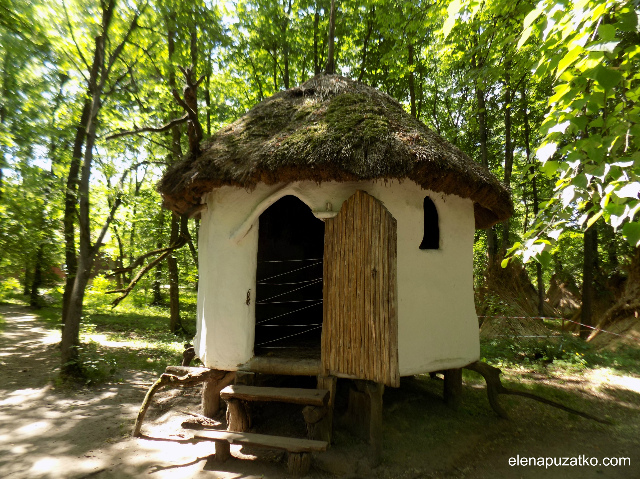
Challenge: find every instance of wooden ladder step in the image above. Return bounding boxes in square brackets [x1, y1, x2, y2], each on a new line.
[194, 430, 329, 453]
[220, 385, 329, 406]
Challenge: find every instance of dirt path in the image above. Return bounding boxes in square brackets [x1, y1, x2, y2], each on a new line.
[1, 305, 640, 479]
[0, 305, 307, 479]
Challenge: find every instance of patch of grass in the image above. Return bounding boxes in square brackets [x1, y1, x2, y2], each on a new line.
[23, 284, 199, 384]
[481, 333, 640, 376]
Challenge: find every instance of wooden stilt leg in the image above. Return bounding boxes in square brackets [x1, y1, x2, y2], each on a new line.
[202, 371, 235, 418]
[226, 399, 250, 432]
[214, 439, 231, 462]
[364, 381, 384, 467]
[287, 452, 311, 477]
[443, 368, 462, 409]
[308, 375, 336, 443]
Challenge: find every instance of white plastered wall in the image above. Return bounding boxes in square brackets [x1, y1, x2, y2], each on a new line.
[194, 180, 480, 374]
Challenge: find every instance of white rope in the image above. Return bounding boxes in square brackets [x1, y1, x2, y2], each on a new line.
[256, 301, 322, 325]
[257, 278, 322, 303]
[258, 261, 322, 282]
[258, 258, 323, 263]
[257, 277, 323, 286]
[256, 325, 323, 347]
[256, 298, 323, 305]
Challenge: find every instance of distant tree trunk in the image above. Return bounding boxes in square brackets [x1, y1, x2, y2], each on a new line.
[501, 66, 513, 255]
[313, 5, 320, 75]
[522, 84, 544, 315]
[113, 225, 125, 288]
[282, 0, 292, 89]
[581, 214, 598, 339]
[325, 0, 336, 74]
[358, 6, 374, 82]
[204, 70, 211, 136]
[23, 263, 32, 296]
[472, 49, 496, 263]
[0, 50, 11, 199]
[152, 241, 163, 305]
[30, 245, 44, 308]
[167, 12, 184, 334]
[408, 43, 417, 118]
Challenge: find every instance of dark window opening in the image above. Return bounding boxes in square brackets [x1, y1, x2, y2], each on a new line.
[419, 196, 440, 250]
[255, 196, 325, 357]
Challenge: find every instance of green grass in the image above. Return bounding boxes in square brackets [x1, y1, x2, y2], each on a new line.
[480, 334, 640, 376]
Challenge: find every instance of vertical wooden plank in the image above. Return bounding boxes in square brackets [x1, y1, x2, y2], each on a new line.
[322, 190, 399, 387]
[380, 206, 388, 384]
[363, 193, 372, 376]
[354, 194, 369, 376]
[389, 215, 399, 387]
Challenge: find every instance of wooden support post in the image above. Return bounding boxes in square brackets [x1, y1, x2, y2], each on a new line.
[213, 440, 231, 462]
[287, 452, 312, 477]
[443, 368, 462, 409]
[226, 399, 250, 432]
[202, 371, 235, 418]
[234, 371, 255, 386]
[309, 375, 336, 443]
[364, 381, 384, 468]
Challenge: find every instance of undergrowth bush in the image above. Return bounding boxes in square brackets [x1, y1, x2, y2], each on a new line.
[481, 334, 640, 375]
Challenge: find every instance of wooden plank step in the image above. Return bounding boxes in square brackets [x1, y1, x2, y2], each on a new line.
[194, 430, 329, 453]
[220, 385, 329, 406]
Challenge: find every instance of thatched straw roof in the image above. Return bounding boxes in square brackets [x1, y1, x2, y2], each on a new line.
[158, 74, 512, 228]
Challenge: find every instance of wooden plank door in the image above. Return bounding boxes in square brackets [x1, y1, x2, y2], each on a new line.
[322, 190, 399, 387]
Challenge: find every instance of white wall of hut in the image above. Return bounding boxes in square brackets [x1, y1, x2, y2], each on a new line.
[193, 179, 480, 377]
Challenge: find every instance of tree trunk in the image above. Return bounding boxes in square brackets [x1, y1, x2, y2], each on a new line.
[408, 43, 416, 118]
[522, 84, 544, 315]
[62, 99, 91, 323]
[581, 215, 598, 339]
[325, 0, 336, 74]
[152, 240, 163, 305]
[168, 214, 181, 333]
[61, 0, 117, 374]
[313, 5, 320, 75]
[501, 66, 513, 255]
[29, 245, 44, 308]
[358, 6, 374, 82]
[472, 50, 495, 263]
[167, 14, 183, 334]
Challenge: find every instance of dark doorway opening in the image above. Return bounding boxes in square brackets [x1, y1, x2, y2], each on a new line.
[255, 196, 325, 358]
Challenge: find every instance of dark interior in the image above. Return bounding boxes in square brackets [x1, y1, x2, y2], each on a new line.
[419, 196, 440, 250]
[254, 195, 325, 356]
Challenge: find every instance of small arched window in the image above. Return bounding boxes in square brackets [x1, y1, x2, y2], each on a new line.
[419, 196, 440, 250]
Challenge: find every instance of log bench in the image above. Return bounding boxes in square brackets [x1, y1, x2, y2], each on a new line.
[194, 430, 329, 476]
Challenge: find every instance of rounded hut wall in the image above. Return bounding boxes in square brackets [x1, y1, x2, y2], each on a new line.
[254, 196, 325, 354]
[194, 180, 480, 373]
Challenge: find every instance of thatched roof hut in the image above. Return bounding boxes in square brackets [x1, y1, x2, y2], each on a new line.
[158, 74, 512, 228]
[157, 73, 514, 389]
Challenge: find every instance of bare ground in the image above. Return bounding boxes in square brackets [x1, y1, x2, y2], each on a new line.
[1, 304, 640, 479]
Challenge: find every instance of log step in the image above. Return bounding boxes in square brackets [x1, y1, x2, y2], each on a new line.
[220, 385, 329, 407]
[194, 430, 329, 453]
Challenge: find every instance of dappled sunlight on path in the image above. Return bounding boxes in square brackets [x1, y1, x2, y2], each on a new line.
[0, 305, 311, 479]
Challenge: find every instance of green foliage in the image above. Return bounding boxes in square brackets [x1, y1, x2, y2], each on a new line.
[482, 334, 640, 375]
[509, 0, 640, 261]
